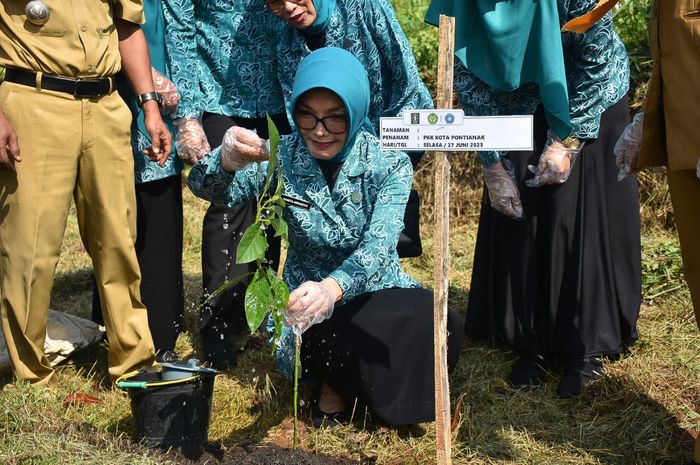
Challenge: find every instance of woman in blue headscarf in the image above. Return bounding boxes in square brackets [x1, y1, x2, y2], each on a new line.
[188, 47, 464, 426]
[266, 0, 431, 259]
[425, 0, 641, 398]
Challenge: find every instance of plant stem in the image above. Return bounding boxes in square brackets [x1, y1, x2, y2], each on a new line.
[293, 333, 301, 449]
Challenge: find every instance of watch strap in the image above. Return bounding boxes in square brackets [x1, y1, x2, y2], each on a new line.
[137, 91, 162, 107]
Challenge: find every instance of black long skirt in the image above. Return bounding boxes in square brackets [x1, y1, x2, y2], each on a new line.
[465, 98, 642, 358]
[302, 288, 464, 426]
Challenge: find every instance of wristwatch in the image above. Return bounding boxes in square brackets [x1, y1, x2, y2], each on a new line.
[136, 91, 163, 108]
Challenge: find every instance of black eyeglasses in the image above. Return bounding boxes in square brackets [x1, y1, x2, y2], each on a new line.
[266, 0, 302, 13]
[294, 111, 348, 134]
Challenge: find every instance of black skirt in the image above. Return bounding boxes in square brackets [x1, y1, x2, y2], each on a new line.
[301, 288, 464, 426]
[465, 98, 642, 358]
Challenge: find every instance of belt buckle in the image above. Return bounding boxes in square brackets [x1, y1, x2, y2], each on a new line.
[74, 79, 101, 98]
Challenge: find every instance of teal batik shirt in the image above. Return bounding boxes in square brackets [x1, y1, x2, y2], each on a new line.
[161, 0, 286, 119]
[127, 0, 182, 183]
[455, 0, 630, 167]
[187, 131, 420, 377]
[275, 0, 434, 133]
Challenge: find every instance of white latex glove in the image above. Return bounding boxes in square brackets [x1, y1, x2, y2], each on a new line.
[614, 112, 644, 181]
[483, 160, 524, 220]
[151, 67, 180, 116]
[284, 280, 336, 335]
[220, 126, 270, 173]
[526, 131, 582, 187]
[174, 116, 210, 165]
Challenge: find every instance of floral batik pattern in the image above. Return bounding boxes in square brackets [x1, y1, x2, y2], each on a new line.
[274, 0, 434, 133]
[162, 0, 286, 119]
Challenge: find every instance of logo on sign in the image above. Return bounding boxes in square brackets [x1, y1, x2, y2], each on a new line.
[445, 113, 455, 124]
[428, 113, 439, 124]
[410, 113, 420, 125]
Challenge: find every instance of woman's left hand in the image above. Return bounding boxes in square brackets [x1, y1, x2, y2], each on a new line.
[526, 131, 581, 187]
[285, 279, 341, 334]
[151, 67, 180, 116]
[614, 112, 644, 181]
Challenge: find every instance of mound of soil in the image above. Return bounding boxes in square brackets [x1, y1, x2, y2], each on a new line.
[168, 443, 365, 465]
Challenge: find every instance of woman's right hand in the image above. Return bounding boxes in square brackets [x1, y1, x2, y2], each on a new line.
[220, 126, 270, 173]
[483, 161, 524, 220]
[174, 117, 211, 165]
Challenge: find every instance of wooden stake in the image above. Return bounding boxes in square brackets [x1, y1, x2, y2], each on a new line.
[434, 14, 455, 465]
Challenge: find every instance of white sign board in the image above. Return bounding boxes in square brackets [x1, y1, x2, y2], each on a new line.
[380, 110, 533, 152]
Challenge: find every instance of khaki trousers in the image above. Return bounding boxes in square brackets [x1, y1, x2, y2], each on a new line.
[667, 170, 700, 326]
[666, 169, 700, 463]
[0, 81, 155, 385]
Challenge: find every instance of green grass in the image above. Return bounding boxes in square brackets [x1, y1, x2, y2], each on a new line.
[1, 187, 697, 464]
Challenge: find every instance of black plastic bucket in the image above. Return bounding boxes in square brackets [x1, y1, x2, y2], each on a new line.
[120, 370, 216, 448]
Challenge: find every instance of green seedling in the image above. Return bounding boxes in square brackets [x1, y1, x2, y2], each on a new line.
[205, 115, 301, 448]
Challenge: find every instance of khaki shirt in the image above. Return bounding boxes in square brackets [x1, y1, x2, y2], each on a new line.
[639, 0, 700, 171]
[0, 0, 144, 78]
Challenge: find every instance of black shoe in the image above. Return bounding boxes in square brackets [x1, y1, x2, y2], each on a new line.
[509, 353, 548, 389]
[155, 350, 180, 364]
[557, 356, 603, 399]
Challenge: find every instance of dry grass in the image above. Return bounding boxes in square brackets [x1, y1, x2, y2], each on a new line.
[1, 172, 697, 464]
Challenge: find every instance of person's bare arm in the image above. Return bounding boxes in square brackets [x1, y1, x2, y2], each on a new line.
[115, 18, 172, 166]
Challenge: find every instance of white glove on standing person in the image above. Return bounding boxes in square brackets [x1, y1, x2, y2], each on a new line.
[174, 116, 211, 165]
[219, 126, 270, 173]
[284, 280, 337, 335]
[151, 67, 180, 116]
[614, 112, 644, 181]
[526, 130, 582, 187]
[483, 160, 524, 220]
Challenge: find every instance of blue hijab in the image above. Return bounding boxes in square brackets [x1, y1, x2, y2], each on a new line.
[425, 0, 571, 139]
[306, 0, 336, 34]
[289, 47, 370, 164]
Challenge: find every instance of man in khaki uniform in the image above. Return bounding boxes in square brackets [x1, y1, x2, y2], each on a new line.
[0, 0, 171, 385]
[615, 0, 700, 461]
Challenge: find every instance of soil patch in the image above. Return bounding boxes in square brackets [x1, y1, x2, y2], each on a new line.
[167, 443, 365, 465]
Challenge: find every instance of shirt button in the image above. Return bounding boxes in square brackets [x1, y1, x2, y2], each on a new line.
[80, 24, 87, 32]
